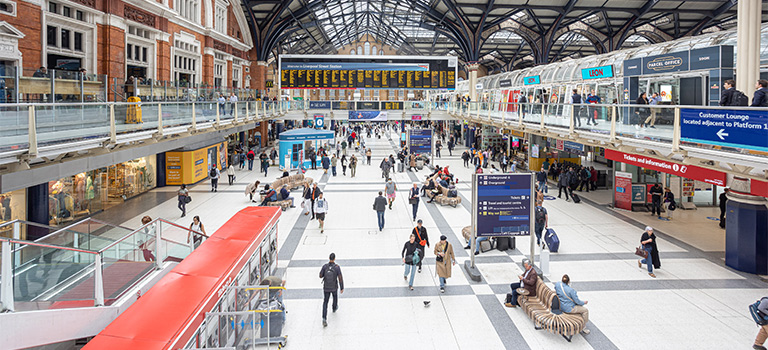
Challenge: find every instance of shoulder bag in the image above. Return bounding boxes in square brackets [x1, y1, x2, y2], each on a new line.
[635, 246, 648, 258]
[415, 227, 427, 246]
[435, 242, 448, 263]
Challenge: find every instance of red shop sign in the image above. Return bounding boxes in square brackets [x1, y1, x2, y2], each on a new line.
[604, 149, 726, 187]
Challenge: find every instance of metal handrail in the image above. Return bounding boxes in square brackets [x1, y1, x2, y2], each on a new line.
[0, 237, 99, 255]
[98, 218, 205, 252]
[156, 218, 209, 238]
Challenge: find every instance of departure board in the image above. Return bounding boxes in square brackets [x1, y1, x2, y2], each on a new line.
[279, 54, 458, 90]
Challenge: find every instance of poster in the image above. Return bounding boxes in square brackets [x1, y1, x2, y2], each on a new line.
[349, 111, 388, 121]
[614, 172, 632, 210]
[165, 141, 227, 185]
[165, 152, 183, 184]
[531, 144, 540, 158]
[631, 184, 646, 203]
[682, 178, 695, 197]
[660, 85, 672, 102]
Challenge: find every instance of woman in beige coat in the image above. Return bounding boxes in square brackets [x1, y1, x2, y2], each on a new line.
[434, 235, 456, 293]
[409, 153, 416, 171]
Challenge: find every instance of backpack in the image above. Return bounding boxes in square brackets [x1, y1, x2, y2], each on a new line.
[732, 90, 749, 106]
[412, 249, 421, 266]
[323, 263, 338, 288]
[535, 206, 546, 224]
[209, 168, 217, 178]
[750, 298, 768, 325]
[568, 173, 579, 186]
[581, 168, 590, 180]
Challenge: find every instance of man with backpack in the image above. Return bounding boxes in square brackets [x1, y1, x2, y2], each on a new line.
[558, 168, 571, 201]
[209, 166, 220, 192]
[534, 201, 548, 247]
[752, 296, 768, 350]
[319, 253, 344, 327]
[578, 166, 591, 192]
[720, 80, 740, 106]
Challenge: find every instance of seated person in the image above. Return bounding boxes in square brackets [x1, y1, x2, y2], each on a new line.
[279, 185, 296, 208]
[260, 184, 278, 206]
[505, 259, 537, 308]
[281, 170, 290, 178]
[554, 274, 590, 334]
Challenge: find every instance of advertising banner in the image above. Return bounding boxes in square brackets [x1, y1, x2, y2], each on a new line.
[409, 128, 432, 155]
[349, 111, 388, 121]
[166, 141, 227, 185]
[581, 65, 614, 80]
[604, 149, 725, 186]
[680, 108, 768, 152]
[309, 101, 331, 109]
[411, 115, 422, 121]
[660, 85, 673, 102]
[614, 171, 632, 210]
[523, 75, 540, 85]
[475, 174, 533, 237]
[531, 144, 540, 158]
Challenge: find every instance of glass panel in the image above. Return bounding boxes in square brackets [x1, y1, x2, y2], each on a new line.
[34, 104, 110, 147]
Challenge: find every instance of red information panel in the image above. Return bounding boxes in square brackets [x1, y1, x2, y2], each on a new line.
[604, 149, 726, 187]
[614, 171, 633, 210]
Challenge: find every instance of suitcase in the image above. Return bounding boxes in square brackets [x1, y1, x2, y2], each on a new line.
[398, 162, 405, 172]
[479, 239, 494, 252]
[545, 228, 560, 253]
[571, 193, 581, 203]
[496, 237, 511, 251]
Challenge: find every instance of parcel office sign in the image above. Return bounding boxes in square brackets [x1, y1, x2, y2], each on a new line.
[642, 52, 689, 75]
[624, 45, 732, 77]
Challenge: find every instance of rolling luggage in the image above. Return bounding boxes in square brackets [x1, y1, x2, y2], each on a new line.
[479, 239, 494, 252]
[571, 193, 581, 203]
[545, 228, 560, 253]
[496, 237, 511, 251]
[398, 162, 405, 172]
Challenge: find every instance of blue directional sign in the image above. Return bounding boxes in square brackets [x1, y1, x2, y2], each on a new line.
[314, 115, 325, 129]
[680, 108, 768, 152]
[475, 174, 533, 237]
[409, 129, 432, 155]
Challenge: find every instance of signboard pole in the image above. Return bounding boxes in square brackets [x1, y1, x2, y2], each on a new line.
[470, 173, 477, 268]
[529, 174, 535, 265]
[431, 130, 435, 168]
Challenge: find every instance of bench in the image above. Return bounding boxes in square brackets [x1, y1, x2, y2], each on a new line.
[271, 173, 313, 191]
[433, 184, 461, 207]
[265, 199, 292, 211]
[517, 278, 586, 342]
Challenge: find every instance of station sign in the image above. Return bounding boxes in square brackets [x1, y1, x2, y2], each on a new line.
[523, 75, 540, 85]
[680, 108, 768, 152]
[309, 101, 331, 109]
[499, 79, 512, 88]
[604, 149, 725, 186]
[314, 115, 324, 128]
[408, 128, 432, 155]
[581, 65, 614, 80]
[411, 115, 422, 121]
[475, 173, 533, 237]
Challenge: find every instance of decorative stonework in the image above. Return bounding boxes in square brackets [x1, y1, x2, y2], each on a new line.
[231, 47, 243, 59]
[124, 5, 156, 28]
[213, 40, 227, 52]
[71, 0, 95, 8]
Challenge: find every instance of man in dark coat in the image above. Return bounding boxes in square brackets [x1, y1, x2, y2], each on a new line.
[505, 259, 537, 307]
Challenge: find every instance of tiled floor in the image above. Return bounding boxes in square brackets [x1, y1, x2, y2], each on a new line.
[101, 126, 765, 349]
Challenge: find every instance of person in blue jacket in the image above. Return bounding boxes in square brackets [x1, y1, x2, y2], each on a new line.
[321, 154, 331, 174]
[752, 80, 768, 107]
[554, 274, 590, 335]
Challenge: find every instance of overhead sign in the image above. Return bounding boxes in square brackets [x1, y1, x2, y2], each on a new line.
[499, 79, 512, 88]
[614, 172, 632, 210]
[279, 54, 457, 90]
[349, 111, 388, 121]
[624, 45, 733, 77]
[409, 128, 432, 155]
[581, 65, 614, 80]
[309, 101, 331, 109]
[314, 115, 325, 128]
[523, 75, 540, 85]
[563, 140, 584, 154]
[411, 115, 422, 121]
[643, 51, 689, 75]
[604, 149, 726, 186]
[680, 108, 768, 152]
[475, 173, 533, 237]
[475, 83, 483, 90]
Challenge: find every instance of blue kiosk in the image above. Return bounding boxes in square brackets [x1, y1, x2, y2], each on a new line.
[279, 128, 335, 169]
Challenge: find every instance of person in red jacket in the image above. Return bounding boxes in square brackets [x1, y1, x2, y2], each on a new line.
[590, 166, 598, 191]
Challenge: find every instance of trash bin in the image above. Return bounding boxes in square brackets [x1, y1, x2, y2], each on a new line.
[126, 96, 143, 124]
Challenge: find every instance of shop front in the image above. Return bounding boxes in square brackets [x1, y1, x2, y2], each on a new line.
[165, 141, 228, 186]
[0, 189, 25, 238]
[278, 128, 334, 169]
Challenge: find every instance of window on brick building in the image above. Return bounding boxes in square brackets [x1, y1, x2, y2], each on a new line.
[0, 1, 15, 16]
[47, 26, 57, 46]
[232, 67, 240, 88]
[214, 1, 227, 33]
[178, 0, 200, 24]
[74, 32, 82, 51]
[214, 61, 225, 88]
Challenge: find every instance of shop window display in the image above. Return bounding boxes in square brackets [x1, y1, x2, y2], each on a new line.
[0, 190, 26, 238]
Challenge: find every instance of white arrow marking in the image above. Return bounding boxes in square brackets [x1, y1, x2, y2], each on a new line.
[716, 129, 729, 140]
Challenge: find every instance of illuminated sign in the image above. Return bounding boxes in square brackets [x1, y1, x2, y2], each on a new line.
[523, 75, 540, 85]
[581, 65, 614, 80]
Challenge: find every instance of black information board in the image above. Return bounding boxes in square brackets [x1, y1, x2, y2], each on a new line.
[475, 174, 533, 237]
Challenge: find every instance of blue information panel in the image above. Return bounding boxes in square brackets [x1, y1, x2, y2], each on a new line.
[680, 108, 768, 152]
[409, 129, 432, 155]
[475, 174, 533, 237]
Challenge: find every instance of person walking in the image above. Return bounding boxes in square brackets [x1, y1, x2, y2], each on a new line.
[349, 155, 357, 177]
[534, 201, 548, 247]
[366, 148, 372, 165]
[753, 296, 768, 350]
[177, 184, 189, 217]
[638, 226, 660, 278]
[434, 235, 455, 293]
[435, 141, 442, 158]
[719, 188, 729, 228]
[384, 178, 397, 210]
[380, 158, 391, 179]
[412, 219, 430, 272]
[209, 166, 220, 192]
[635, 92, 649, 128]
[373, 191, 387, 231]
[310, 183, 322, 220]
[752, 80, 768, 107]
[663, 187, 676, 219]
[554, 274, 590, 334]
[247, 149, 255, 170]
[226, 164, 235, 185]
[401, 233, 420, 291]
[322, 154, 331, 174]
[409, 183, 420, 221]
[648, 183, 663, 218]
[570, 89, 583, 127]
[188, 215, 207, 249]
[314, 192, 328, 233]
[585, 89, 600, 126]
[245, 180, 261, 203]
[536, 170, 548, 194]
[643, 92, 661, 128]
[330, 154, 338, 176]
[302, 183, 312, 216]
[558, 169, 571, 201]
[259, 151, 269, 176]
[319, 253, 344, 327]
[341, 155, 348, 176]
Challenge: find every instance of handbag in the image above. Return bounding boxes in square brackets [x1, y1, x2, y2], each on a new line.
[415, 227, 427, 246]
[635, 246, 648, 258]
[409, 197, 418, 205]
[435, 242, 448, 263]
[184, 196, 192, 204]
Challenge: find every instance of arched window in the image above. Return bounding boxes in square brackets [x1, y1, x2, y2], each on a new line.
[350, 49, 356, 55]
[364, 42, 370, 55]
[357, 45, 363, 55]
[372, 45, 377, 55]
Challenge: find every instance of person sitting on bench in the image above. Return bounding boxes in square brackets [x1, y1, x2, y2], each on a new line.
[554, 274, 590, 334]
[260, 184, 278, 206]
[505, 259, 537, 308]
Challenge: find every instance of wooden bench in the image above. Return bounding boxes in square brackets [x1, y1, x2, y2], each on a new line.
[271, 173, 313, 191]
[433, 184, 461, 207]
[517, 278, 587, 342]
[265, 199, 292, 211]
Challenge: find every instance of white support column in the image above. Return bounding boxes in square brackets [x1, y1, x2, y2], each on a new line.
[94, 254, 104, 306]
[736, 0, 762, 94]
[155, 221, 164, 270]
[156, 104, 163, 135]
[672, 107, 681, 151]
[569, 104, 575, 133]
[468, 63, 479, 102]
[610, 105, 617, 141]
[191, 102, 197, 131]
[234, 102, 239, 124]
[28, 106, 37, 157]
[245, 101, 250, 120]
[215, 101, 221, 126]
[1, 240, 14, 312]
[109, 104, 116, 144]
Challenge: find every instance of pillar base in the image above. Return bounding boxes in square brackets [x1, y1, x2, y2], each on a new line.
[724, 192, 768, 274]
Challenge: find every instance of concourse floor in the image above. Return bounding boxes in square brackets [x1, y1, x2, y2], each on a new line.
[98, 127, 765, 350]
